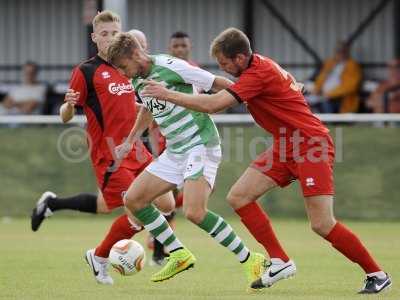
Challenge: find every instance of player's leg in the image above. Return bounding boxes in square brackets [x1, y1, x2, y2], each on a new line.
[86, 210, 142, 285]
[151, 191, 176, 265]
[182, 176, 266, 291]
[180, 145, 266, 291]
[86, 167, 147, 285]
[87, 189, 176, 285]
[145, 127, 179, 265]
[299, 139, 390, 294]
[95, 191, 112, 213]
[305, 195, 391, 294]
[228, 167, 296, 290]
[124, 169, 196, 282]
[31, 191, 99, 231]
[227, 148, 295, 289]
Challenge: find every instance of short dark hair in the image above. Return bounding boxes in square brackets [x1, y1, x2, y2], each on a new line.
[210, 27, 252, 59]
[170, 31, 190, 39]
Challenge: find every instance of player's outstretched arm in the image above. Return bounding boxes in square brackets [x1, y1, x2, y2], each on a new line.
[60, 89, 79, 123]
[142, 80, 238, 114]
[211, 76, 234, 93]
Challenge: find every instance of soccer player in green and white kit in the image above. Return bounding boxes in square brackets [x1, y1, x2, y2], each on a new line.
[107, 32, 266, 290]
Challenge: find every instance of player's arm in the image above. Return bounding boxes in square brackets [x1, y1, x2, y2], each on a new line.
[166, 57, 233, 94]
[142, 81, 238, 114]
[60, 89, 80, 123]
[61, 67, 88, 123]
[126, 106, 153, 144]
[210, 76, 234, 93]
[114, 106, 153, 160]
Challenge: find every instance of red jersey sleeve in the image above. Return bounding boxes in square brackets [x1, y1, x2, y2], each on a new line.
[69, 67, 88, 107]
[226, 70, 264, 104]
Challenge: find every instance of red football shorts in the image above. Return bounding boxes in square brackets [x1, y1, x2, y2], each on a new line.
[94, 159, 152, 210]
[251, 136, 335, 197]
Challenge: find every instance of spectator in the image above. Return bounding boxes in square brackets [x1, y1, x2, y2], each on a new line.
[366, 59, 400, 113]
[310, 41, 362, 113]
[168, 31, 198, 66]
[0, 61, 47, 115]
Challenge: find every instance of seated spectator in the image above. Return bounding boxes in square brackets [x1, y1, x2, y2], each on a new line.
[0, 61, 47, 115]
[366, 59, 400, 113]
[309, 41, 362, 113]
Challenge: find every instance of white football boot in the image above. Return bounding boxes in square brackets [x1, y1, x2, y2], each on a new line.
[31, 191, 56, 231]
[85, 249, 114, 285]
[251, 258, 296, 289]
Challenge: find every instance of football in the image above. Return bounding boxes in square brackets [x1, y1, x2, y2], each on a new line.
[109, 239, 146, 276]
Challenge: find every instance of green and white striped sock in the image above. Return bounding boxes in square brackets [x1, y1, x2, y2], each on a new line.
[198, 211, 250, 262]
[134, 205, 183, 252]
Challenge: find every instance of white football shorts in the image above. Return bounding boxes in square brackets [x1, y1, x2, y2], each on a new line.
[145, 144, 222, 189]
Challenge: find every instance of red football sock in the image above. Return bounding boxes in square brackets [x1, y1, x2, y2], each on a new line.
[175, 192, 183, 208]
[235, 202, 289, 262]
[325, 222, 381, 273]
[95, 214, 142, 258]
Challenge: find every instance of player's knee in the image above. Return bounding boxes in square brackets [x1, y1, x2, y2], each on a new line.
[227, 189, 249, 210]
[183, 206, 206, 224]
[97, 207, 112, 214]
[310, 219, 335, 237]
[96, 201, 111, 214]
[123, 193, 146, 212]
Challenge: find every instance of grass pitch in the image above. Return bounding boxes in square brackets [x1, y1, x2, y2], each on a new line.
[0, 216, 398, 300]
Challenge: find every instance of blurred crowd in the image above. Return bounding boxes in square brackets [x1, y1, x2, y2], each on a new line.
[305, 41, 400, 114]
[1, 37, 400, 116]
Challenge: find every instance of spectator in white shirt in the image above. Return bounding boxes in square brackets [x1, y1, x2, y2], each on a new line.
[0, 61, 47, 115]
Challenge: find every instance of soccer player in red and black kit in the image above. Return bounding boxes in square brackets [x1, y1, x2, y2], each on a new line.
[30, 11, 175, 285]
[141, 28, 391, 294]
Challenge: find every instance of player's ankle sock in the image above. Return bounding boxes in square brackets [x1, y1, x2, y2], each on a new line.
[47, 193, 97, 213]
[95, 214, 142, 258]
[198, 210, 250, 262]
[235, 202, 289, 262]
[134, 205, 183, 253]
[325, 222, 381, 273]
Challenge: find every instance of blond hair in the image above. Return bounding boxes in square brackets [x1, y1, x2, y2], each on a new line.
[107, 32, 141, 66]
[210, 27, 251, 59]
[92, 10, 121, 30]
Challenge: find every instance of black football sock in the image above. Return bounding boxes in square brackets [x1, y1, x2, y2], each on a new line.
[47, 193, 97, 213]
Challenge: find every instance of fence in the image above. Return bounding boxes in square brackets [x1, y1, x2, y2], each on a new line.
[0, 114, 399, 219]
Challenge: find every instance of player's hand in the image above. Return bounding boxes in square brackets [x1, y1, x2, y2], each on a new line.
[142, 80, 169, 99]
[64, 89, 80, 107]
[115, 142, 133, 161]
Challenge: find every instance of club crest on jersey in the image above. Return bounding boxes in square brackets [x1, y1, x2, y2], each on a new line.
[108, 83, 133, 96]
[102, 71, 110, 79]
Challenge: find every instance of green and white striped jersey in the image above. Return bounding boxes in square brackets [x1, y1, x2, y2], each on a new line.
[132, 54, 220, 154]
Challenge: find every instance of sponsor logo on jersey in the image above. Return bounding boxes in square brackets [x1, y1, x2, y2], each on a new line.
[108, 83, 134, 95]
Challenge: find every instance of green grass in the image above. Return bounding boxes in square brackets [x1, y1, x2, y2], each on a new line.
[1, 125, 400, 219]
[0, 216, 398, 300]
